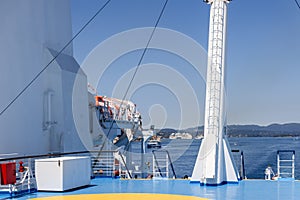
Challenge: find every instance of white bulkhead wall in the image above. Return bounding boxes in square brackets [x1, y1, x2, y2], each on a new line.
[0, 0, 91, 156]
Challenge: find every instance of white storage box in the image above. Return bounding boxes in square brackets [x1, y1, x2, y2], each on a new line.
[35, 156, 91, 191]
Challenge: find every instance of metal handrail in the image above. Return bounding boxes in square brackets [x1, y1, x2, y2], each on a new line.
[241, 151, 246, 179]
[231, 149, 246, 180]
[277, 150, 295, 179]
[0, 150, 132, 179]
[152, 151, 163, 177]
[118, 151, 132, 179]
[152, 149, 176, 178]
[0, 150, 114, 162]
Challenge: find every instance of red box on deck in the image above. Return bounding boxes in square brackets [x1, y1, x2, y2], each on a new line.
[0, 162, 16, 185]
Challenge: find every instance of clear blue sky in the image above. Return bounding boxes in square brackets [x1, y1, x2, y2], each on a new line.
[71, 0, 300, 128]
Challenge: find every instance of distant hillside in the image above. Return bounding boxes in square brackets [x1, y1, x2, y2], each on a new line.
[157, 123, 300, 138]
[227, 123, 300, 137]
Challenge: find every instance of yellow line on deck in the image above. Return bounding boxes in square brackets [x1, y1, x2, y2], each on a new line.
[31, 193, 208, 200]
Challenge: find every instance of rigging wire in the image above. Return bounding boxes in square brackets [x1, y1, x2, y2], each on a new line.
[0, 0, 112, 117]
[294, 0, 300, 10]
[121, 0, 169, 104]
[94, 0, 169, 164]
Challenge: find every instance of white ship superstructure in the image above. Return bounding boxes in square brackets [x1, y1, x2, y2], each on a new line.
[0, 0, 91, 156]
[0, 1, 298, 199]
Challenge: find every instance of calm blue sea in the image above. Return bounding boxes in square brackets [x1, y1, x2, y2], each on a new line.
[138, 137, 300, 179]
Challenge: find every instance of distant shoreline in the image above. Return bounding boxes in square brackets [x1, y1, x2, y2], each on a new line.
[156, 123, 300, 139]
[158, 135, 300, 139]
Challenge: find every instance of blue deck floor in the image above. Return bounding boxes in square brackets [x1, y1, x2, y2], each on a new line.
[1, 178, 300, 200]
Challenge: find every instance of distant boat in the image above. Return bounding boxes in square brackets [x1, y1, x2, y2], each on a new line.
[147, 139, 161, 148]
[169, 132, 193, 139]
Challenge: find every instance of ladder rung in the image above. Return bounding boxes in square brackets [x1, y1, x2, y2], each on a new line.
[95, 160, 114, 162]
[279, 160, 293, 162]
[156, 165, 167, 168]
[279, 166, 293, 169]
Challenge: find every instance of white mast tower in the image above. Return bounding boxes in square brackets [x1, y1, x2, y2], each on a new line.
[191, 0, 239, 185]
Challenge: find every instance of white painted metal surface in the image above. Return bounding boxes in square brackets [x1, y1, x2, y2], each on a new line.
[191, 0, 239, 185]
[35, 156, 91, 191]
[0, 0, 92, 155]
